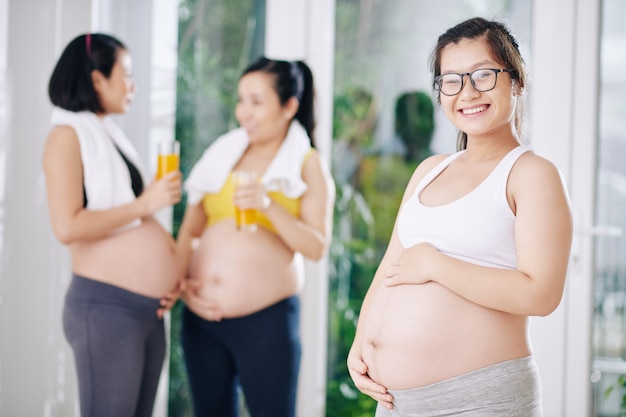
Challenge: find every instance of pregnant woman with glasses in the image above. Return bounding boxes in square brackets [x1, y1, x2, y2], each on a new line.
[348, 17, 573, 417]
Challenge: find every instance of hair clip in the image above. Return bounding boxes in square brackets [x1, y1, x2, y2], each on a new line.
[85, 33, 92, 60]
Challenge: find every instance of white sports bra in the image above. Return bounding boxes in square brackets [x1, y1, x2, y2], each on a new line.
[397, 145, 531, 269]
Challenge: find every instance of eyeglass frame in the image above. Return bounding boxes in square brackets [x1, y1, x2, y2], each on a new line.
[433, 68, 516, 96]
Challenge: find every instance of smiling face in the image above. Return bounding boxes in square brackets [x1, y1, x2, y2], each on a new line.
[92, 49, 135, 115]
[439, 36, 518, 142]
[235, 71, 297, 145]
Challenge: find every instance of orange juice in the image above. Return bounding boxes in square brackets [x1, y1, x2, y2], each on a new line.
[156, 141, 180, 179]
[156, 153, 179, 179]
[235, 206, 257, 231]
[233, 170, 258, 232]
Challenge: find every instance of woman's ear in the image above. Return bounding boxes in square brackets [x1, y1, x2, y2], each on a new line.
[91, 70, 105, 93]
[512, 80, 524, 97]
[284, 96, 300, 120]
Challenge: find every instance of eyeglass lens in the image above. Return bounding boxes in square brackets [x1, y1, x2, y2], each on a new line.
[438, 69, 499, 96]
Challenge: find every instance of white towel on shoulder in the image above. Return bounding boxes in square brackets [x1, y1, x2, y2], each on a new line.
[50, 107, 147, 229]
[184, 120, 312, 205]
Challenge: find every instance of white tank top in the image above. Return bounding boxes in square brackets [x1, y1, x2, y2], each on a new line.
[397, 146, 531, 270]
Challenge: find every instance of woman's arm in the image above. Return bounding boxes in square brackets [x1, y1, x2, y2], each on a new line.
[43, 125, 182, 245]
[386, 153, 573, 317]
[266, 152, 335, 260]
[234, 151, 336, 260]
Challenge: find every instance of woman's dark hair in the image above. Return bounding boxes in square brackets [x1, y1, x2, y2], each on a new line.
[430, 17, 528, 150]
[48, 33, 126, 113]
[241, 57, 316, 147]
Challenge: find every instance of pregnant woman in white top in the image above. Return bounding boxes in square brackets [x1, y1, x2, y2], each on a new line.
[348, 17, 573, 417]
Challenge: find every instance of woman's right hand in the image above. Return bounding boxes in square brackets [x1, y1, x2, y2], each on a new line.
[347, 346, 394, 410]
[181, 278, 223, 322]
[157, 279, 186, 319]
[138, 171, 182, 216]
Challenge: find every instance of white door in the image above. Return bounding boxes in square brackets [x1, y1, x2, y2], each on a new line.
[535, 0, 626, 415]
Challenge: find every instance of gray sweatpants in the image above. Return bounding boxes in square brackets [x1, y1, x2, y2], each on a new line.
[63, 274, 166, 417]
[375, 356, 542, 417]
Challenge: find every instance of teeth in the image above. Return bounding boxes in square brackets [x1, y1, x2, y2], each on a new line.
[462, 105, 487, 115]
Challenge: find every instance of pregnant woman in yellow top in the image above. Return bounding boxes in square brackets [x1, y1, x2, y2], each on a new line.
[176, 57, 335, 417]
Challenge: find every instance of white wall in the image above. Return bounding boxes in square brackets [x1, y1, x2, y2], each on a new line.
[265, 1, 336, 416]
[0, 0, 178, 415]
[0, 1, 86, 414]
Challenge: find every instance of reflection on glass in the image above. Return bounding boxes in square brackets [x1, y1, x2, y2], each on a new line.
[591, 1, 626, 416]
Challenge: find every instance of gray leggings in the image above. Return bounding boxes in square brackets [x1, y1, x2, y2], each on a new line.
[375, 356, 542, 417]
[63, 274, 165, 417]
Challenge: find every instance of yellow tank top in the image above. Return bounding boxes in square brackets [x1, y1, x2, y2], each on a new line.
[202, 150, 314, 233]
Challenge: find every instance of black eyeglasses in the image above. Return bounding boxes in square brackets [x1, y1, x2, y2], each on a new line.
[433, 68, 515, 96]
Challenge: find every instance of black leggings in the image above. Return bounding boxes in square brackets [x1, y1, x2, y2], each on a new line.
[181, 296, 301, 417]
[63, 274, 165, 417]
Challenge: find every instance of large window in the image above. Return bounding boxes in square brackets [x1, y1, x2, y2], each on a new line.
[169, 1, 265, 415]
[590, 1, 626, 415]
[327, 2, 532, 415]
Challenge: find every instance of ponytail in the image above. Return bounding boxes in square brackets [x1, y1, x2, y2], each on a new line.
[293, 61, 316, 146]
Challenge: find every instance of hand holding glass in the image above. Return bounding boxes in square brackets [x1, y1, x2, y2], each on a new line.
[233, 171, 258, 232]
[156, 141, 180, 179]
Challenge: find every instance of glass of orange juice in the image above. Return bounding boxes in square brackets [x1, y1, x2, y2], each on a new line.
[233, 170, 258, 232]
[156, 141, 180, 179]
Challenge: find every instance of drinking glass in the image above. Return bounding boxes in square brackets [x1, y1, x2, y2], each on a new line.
[232, 170, 258, 232]
[156, 141, 180, 179]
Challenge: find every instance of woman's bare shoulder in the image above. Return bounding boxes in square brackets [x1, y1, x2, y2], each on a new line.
[47, 124, 78, 140]
[510, 150, 569, 199]
[418, 153, 451, 171]
[407, 153, 451, 184]
[43, 125, 81, 168]
[302, 148, 332, 182]
[512, 151, 565, 182]
[44, 125, 80, 152]
[396, 153, 452, 204]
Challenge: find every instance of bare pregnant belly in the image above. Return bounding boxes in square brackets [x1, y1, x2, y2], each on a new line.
[190, 223, 301, 318]
[70, 219, 179, 298]
[360, 281, 529, 389]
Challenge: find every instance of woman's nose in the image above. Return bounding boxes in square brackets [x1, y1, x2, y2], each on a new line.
[458, 74, 479, 98]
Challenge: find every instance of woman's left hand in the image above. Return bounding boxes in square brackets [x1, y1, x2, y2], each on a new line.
[385, 242, 439, 287]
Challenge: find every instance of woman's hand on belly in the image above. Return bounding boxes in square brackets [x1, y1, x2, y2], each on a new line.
[347, 344, 394, 410]
[181, 279, 223, 321]
[385, 242, 439, 287]
[157, 279, 185, 319]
